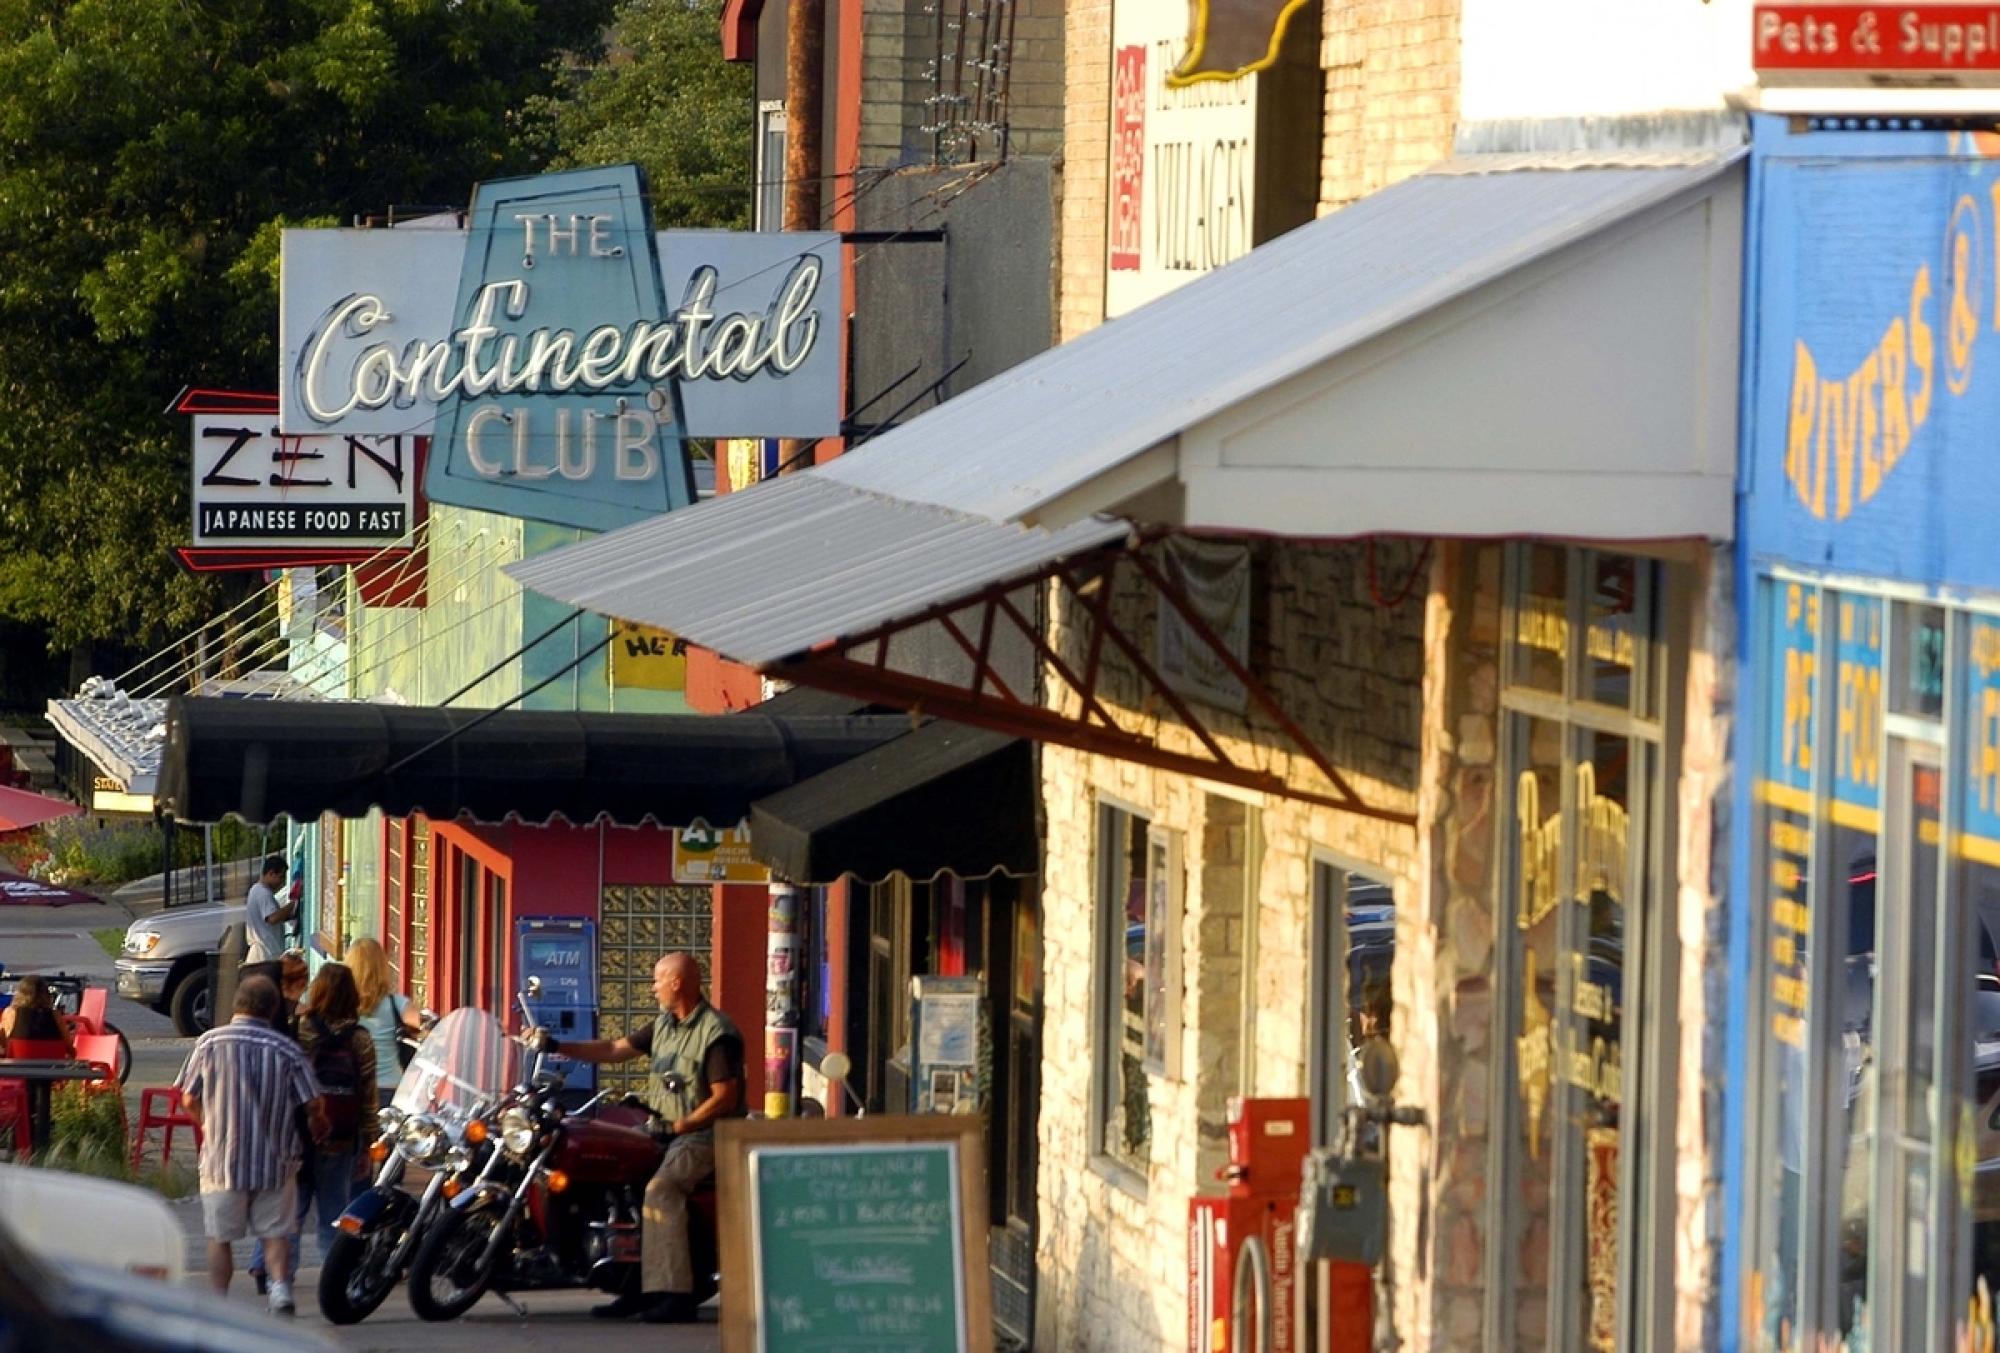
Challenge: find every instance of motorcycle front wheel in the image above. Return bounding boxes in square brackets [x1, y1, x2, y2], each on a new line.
[407, 1205, 507, 1322]
[317, 1227, 403, 1325]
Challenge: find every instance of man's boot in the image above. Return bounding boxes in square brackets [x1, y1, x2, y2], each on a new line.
[591, 1288, 653, 1320]
[638, 1292, 699, 1324]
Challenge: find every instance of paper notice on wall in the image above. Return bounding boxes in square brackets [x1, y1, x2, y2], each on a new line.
[609, 618, 687, 692]
[1156, 535, 1250, 712]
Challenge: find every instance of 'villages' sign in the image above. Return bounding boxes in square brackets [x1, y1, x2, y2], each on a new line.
[1106, 0, 1257, 319]
[191, 414, 415, 548]
[1754, 5, 2000, 82]
[279, 165, 841, 532]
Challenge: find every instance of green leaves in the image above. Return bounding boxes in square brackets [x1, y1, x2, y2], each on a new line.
[0, 0, 615, 653]
[527, 0, 754, 230]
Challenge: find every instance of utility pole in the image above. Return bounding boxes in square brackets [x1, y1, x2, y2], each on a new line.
[777, 0, 826, 483]
[765, 0, 829, 1122]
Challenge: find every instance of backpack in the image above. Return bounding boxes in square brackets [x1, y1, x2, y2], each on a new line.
[308, 1017, 364, 1140]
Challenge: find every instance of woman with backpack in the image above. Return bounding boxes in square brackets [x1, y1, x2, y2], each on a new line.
[296, 962, 378, 1259]
[347, 938, 420, 1099]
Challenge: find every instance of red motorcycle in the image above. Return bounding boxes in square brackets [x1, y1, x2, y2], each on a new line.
[405, 999, 719, 1321]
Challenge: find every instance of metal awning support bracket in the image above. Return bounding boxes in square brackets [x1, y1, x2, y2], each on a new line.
[772, 537, 1414, 826]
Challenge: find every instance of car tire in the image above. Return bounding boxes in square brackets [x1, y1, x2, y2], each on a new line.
[169, 970, 212, 1037]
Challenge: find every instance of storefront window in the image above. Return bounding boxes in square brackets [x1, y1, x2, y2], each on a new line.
[1505, 712, 1564, 1352]
[1951, 615, 2000, 1343]
[1739, 584, 2000, 1352]
[1584, 554, 1645, 713]
[1567, 727, 1641, 1352]
[1826, 594, 1884, 1344]
[1096, 802, 1152, 1176]
[1512, 544, 1569, 696]
[1496, 545, 1665, 1353]
[1751, 581, 1820, 1348]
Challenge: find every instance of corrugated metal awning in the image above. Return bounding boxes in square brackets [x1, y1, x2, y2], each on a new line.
[509, 150, 1743, 669]
[510, 473, 1125, 669]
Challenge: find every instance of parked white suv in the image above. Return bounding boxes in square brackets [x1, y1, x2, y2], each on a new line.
[115, 902, 233, 1035]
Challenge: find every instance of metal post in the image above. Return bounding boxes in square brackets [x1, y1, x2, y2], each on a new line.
[764, 882, 800, 1118]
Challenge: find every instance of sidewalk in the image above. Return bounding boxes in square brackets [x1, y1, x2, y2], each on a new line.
[168, 1197, 722, 1350]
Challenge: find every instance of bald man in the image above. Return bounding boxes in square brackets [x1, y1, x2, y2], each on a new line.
[523, 951, 744, 1324]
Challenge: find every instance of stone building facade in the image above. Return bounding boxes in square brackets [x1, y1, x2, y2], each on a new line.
[1032, 538, 1428, 1351]
[1028, 526, 1734, 1351]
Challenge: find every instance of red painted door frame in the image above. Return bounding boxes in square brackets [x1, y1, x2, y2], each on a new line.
[431, 823, 516, 1016]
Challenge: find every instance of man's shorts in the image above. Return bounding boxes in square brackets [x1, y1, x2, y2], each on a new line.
[201, 1179, 298, 1243]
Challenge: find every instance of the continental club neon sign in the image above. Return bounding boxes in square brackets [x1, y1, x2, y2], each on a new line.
[298, 254, 822, 424]
[280, 165, 840, 532]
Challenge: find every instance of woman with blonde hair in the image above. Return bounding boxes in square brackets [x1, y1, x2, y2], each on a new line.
[346, 937, 419, 1097]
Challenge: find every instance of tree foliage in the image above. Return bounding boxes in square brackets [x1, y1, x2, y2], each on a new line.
[527, 0, 754, 230]
[0, 0, 614, 655]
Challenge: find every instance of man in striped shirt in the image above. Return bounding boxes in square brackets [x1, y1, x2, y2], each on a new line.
[176, 975, 326, 1315]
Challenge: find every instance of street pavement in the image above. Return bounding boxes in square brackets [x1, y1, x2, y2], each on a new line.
[4, 894, 722, 1351]
[195, 1250, 724, 1352]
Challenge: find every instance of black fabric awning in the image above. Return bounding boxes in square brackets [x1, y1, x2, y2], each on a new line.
[160, 697, 912, 827]
[749, 723, 1035, 884]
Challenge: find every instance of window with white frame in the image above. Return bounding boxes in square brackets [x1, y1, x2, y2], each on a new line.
[756, 102, 787, 232]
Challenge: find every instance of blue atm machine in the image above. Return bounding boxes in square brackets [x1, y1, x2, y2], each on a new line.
[516, 916, 598, 1092]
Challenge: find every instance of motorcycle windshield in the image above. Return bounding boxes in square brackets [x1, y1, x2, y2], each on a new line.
[392, 1008, 522, 1118]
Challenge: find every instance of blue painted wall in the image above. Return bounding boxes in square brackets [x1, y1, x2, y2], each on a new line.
[1744, 117, 2000, 590]
[1728, 114, 2000, 1348]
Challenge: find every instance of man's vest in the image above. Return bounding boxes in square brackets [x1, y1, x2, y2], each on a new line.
[645, 1002, 746, 1142]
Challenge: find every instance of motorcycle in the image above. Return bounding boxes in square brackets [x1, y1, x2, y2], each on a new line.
[315, 1008, 513, 1325]
[404, 990, 721, 1321]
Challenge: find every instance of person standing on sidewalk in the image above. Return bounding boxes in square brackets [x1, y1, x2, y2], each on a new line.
[296, 962, 377, 1258]
[242, 856, 296, 965]
[347, 938, 420, 1101]
[521, 951, 743, 1324]
[176, 975, 325, 1316]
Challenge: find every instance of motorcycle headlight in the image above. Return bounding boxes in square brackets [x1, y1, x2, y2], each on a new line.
[497, 1105, 539, 1158]
[397, 1113, 445, 1165]
[377, 1106, 406, 1136]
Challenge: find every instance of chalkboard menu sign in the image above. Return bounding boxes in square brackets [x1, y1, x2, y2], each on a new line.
[717, 1116, 993, 1353]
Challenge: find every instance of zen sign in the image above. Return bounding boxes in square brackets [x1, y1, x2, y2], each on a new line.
[1754, 5, 2000, 82]
[191, 415, 415, 548]
[279, 164, 841, 532]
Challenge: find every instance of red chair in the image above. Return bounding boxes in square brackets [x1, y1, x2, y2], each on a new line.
[75, 988, 106, 1032]
[132, 1087, 203, 1174]
[5, 1037, 70, 1061]
[71, 1032, 122, 1089]
[69, 1033, 125, 1143]
[3, 1037, 72, 1158]
[0, 1081, 30, 1158]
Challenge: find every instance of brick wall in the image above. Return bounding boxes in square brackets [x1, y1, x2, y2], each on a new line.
[1320, 0, 1462, 213]
[1059, 0, 1111, 340]
[859, 0, 1064, 169]
[1033, 539, 1426, 1351]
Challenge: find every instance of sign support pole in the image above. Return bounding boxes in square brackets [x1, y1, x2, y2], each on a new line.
[764, 882, 800, 1118]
